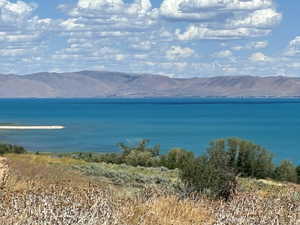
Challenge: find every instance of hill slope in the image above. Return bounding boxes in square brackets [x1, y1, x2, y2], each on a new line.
[1, 153, 299, 225]
[1, 71, 300, 98]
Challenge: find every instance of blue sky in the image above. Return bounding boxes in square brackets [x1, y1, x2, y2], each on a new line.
[0, 0, 299, 77]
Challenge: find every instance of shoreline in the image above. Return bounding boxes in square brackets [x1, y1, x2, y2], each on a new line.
[0, 126, 64, 130]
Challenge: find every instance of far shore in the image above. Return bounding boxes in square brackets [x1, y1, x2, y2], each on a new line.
[0, 126, 64, 130]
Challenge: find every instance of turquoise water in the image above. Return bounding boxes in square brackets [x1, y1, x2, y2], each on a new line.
[0, 98, 299, 164]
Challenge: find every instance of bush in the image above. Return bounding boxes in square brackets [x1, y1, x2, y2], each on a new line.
[209, 138, 274, 179]
[124, 150, 160, 167]
[160, 148, 194, 170]
[71, 140, 162, 167]
[0, 143, 27, 155]
[274, 160, 297, 183]
[296, 166, 300, 184]
[118, 139, 160, 157]
[180, 146, 237, 200]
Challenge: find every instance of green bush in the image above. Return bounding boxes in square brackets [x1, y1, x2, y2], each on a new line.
[124, 150, 159, 167]
[71, 140, 161, 167]
[160, 148, 195, 169]
[0, 143, 27, 155]
[118, 139, 160, 157]
[209, 138, 274, 179]
[296, 166, 300, 184]
[274, 160, 297, 183]
[180, 157, 236, 200]
[180, 145, 237, 200]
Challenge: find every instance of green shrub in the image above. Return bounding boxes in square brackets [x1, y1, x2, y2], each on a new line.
[180, 144, 237, 200]
[296, 166, 300, 184]
[0, 143, 27, 155]
[70, 140, 161, 167]
[210, 138, 274, 179]
[275, 160, 297, 183]
[160, 148, 195, 169]
[124, 150, 159, 167]
[180, 156, 236, 200]
[118, 139, 160, 157]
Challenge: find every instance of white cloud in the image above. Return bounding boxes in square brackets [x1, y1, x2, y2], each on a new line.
[160, 0, 281, 41]
[285, 36, 300, 56]
[249, 52, 271, 62]
[251, 41, 269, 49]
[131, 41, 153, 50]
[0, 0, 54, 65]
[165, 45, 195, 60]
[62, 0, 158, 32]
[228, 9, 281, 28]
[0, 0, 37, 24]
[213, 50, 233, 58]
[160, 0, 274, 21]
[0, 48, 26, 56]
[176, 25, 270, 40]
[232, 41, 268, 51]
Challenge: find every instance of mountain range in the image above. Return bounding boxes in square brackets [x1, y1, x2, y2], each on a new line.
[0, 71, 299, 98]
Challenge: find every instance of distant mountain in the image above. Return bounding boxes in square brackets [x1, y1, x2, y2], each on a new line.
[0, 71, 300, 98]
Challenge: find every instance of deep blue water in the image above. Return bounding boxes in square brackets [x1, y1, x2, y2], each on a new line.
[0, 98, 299, 164]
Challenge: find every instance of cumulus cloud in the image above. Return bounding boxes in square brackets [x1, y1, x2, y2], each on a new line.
[176, 25, 270, 40]
[61, 0, 158, 32]
[213, 50, 233, 58]
[227, 8, 281, 28]
[0, 0, 53, 60]
[131, 41, 154, 50]
[54, 0, 161, 66]
[249, 52, 271, 62]
[285, 36, 300, 56]
[160, 0, 281, 40]
[0, 0, 291, 77]
[231, 41, 268, 51]
[160, 0, 274, 21]
[165, 45, 195, 60]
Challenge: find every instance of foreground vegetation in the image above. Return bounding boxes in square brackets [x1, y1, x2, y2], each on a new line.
[0, 153, 299, 225]
[0, 138, 300, 224]
[67, 139, 300, 190]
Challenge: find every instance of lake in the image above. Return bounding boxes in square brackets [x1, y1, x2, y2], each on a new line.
[0, 98, 299, 164]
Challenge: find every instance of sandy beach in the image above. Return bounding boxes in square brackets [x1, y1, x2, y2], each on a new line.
[0, 126, 64, 130]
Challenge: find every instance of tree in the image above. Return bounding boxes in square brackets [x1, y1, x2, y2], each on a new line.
[116, 139, 160, 167]
[160, 148, 194, 169]
[0, 143, 27, 155]
[118, 139, 160, 157]
[210, 138, 274, 179]
[275, 160, 297, 183]
[124, 150, 157, 167]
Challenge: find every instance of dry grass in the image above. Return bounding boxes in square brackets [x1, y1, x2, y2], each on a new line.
[121, 194, 214, 225]
[0, 154, 299, 225]
[213, 187, 300, 225]
[0, 185, 121, 225]
[4, 154, 92, 192]
[0, 154, 122, 225]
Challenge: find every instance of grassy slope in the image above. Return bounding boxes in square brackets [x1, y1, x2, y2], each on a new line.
[1, 153, 299, 225]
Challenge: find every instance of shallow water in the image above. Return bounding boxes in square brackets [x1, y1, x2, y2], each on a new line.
[0, 98, 299, 164]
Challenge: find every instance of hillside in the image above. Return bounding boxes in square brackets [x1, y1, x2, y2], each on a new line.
[0, 153, 299, 224]
[1, 71, 300, 98]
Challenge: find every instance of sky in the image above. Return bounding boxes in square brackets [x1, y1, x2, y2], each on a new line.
[0, 0, 299, 77]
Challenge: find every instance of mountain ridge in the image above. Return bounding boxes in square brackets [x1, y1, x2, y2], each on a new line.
[0, 71, 299, 98]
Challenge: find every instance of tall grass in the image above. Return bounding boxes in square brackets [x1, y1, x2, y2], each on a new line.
[0, 154, 299, 225]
